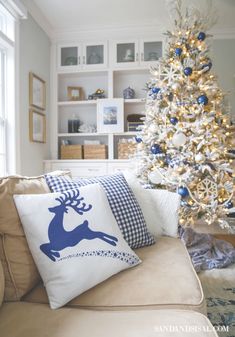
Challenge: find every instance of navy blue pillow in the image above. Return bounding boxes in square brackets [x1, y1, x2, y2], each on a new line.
[45, 173, 155, 249]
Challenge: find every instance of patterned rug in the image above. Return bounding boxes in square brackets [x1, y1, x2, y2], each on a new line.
[199, 264, 235, 337]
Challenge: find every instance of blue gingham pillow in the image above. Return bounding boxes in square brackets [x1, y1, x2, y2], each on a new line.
[45, 173, 155, 249]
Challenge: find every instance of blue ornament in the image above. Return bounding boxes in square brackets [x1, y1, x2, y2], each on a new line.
[170, 117, 178, 125]
[225, 201, 233, 209]
[197, 94, 208, 105]
[152, 87, 160, 94]
[198, 32, 206, 41]
[177, 186, 189, 198]
[175, 48, 182, 56]
[135, 136, 142, 143]
[184, 67, 193, 76]
[150, 144, 162, 155]
[201, 61, 212, 73]
[168, 92, 174, 102]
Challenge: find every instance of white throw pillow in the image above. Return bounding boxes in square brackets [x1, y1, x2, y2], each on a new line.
[123, 172, 180, 237]
[14, 183, 141, 309]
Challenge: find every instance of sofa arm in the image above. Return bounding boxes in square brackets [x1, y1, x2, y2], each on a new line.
[0, 259, 4, 307]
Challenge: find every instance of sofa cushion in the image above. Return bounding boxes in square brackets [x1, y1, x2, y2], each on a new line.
[0, 171, 70, 301]
[14, 184, 140, 309]
[45, 173, 155, 249]
[24, 237, 206, 314]
[0, 260, 4, 307]
[0, 302, 218, 337]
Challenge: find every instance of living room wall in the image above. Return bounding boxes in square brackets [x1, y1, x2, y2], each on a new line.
[212, 39, 235, 122]
[19, 13, 50, 176]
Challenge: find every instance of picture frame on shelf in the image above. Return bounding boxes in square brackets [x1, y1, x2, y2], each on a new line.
[67, 86, 84, 101]
[29, 72, 46, 110]
[97, 98, 124, 133]
[29, 109, 46, 143]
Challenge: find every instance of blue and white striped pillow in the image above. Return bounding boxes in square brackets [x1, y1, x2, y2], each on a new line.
[45, 173, 155, 249]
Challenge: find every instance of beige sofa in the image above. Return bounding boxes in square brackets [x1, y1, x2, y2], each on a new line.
[0, 174, 218, 336]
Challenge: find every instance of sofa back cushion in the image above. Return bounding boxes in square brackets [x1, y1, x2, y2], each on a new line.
[0, 259, 4, 307]
[0, 171, 70, 301]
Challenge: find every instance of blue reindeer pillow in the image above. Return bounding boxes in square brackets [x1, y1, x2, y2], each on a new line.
[45, 173, 155, 249]
[13, 183, 141, 309]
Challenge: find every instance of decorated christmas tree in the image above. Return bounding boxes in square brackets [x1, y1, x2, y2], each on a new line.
[136, 0, 234, 230]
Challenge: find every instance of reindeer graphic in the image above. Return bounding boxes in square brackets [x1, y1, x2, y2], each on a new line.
[40, 190, 118, 261]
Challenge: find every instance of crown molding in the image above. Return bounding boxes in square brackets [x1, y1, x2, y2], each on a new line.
[51, 22, 167, 43]
[21, 0, 53, 38]
[1, 0, 27, 19]
[210, 28, 235, 39]
[51, 24, 235, 43]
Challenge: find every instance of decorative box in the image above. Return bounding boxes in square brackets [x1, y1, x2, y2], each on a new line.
[118, 140, 137, 159]
[60, 145, 83, 159]
[83, 145, 108, 159]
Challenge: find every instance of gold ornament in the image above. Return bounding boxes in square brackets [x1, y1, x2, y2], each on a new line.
[196, 177, 218, 203]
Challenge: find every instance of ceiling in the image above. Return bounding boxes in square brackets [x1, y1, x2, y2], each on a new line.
[23, 0, 235, 37]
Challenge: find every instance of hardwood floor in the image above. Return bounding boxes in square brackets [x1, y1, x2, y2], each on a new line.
[214, 234, 235, 247]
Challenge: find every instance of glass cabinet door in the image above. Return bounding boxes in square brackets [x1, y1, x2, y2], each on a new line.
[140, 40, 162, 65]
[58, 45, 81, 69]
[113, 40, 139, 67]
[83, 42, 107, 68]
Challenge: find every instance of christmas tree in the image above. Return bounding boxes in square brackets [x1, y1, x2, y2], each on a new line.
[136, 0, 234, 230]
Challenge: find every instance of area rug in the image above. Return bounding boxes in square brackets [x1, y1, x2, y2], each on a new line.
[199, 264, 235, 337]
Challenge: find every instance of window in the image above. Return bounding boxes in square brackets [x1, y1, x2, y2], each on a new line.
[0, 1, 26, 176]
[0, 3, 14, 41]
[0, 48, 6, 175]
[0, 3, 15, 176]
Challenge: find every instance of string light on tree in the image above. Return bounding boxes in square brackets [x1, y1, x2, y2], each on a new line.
[135, 0, 234, 231]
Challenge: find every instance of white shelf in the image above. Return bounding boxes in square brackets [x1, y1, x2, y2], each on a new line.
[58, 132, 136, 137]
[58, 99, 145, 106]
[58, 69, 109, 76]
[58, 133, 107, 137]
[124, 98, 145, 104]
[113, 67, 149, 73]
[58, 100, 97, 106]
[114, 132, 136, 136]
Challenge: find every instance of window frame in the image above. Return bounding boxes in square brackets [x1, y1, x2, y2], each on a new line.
[0, 47, 6, 175]
[0, 4, 15, 176]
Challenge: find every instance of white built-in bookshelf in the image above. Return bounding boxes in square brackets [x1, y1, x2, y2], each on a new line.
[44, 38, 164, 176]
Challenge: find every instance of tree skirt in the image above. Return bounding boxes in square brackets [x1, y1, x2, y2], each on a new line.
[179, 227, 235, 272]
[199, 264, 235, 337]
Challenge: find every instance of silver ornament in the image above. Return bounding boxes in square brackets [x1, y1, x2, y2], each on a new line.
[195, 153, 205, 163]
[148, 170, 163, 184]
[172, 132, 187, 147]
